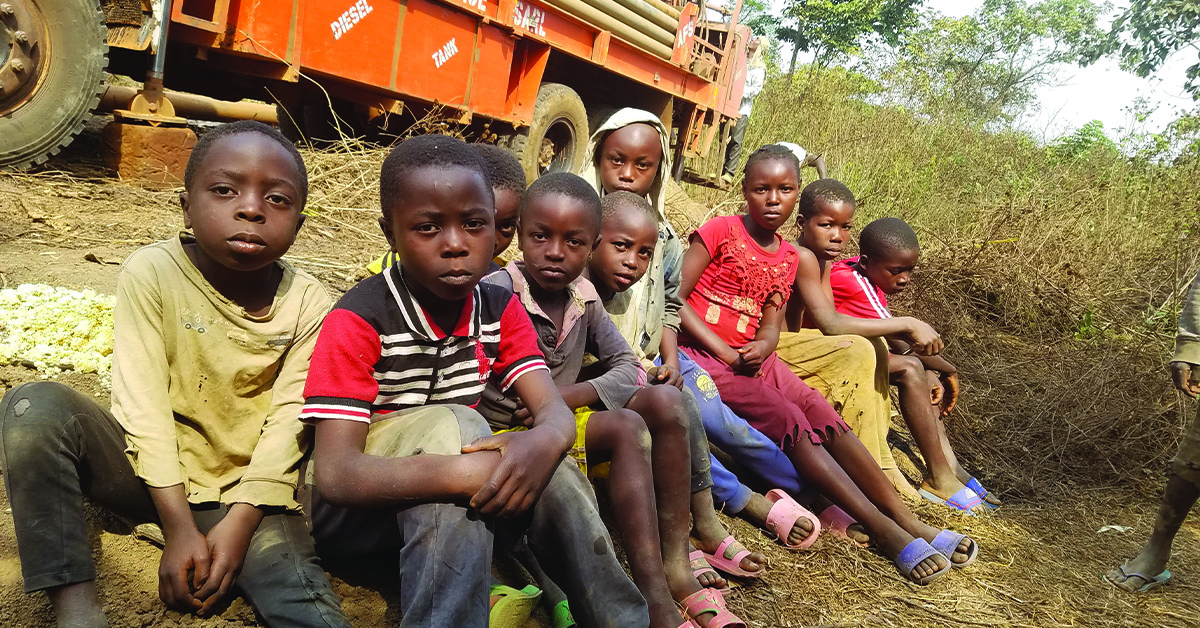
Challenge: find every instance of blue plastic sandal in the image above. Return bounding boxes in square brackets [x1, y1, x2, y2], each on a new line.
[930, 529, 978, 568]
[965, 476, 1000, 510]
[918, 485, 983, 515]
[1105, 564, 1172, 593]
[896, 538, 952, 585]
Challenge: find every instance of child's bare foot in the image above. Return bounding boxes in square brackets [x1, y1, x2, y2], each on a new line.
[691, 491, 766, 576]
[688, 550, 728, 590]
[884, 467, 922, 501]
[47, 581, 108, 628]
[741, 491, 814, 547]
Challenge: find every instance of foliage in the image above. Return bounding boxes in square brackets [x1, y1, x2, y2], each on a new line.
[1085, 0, 1200, 99]
[772, 0, 923, 74]
[868, 0, 1104, 126]
[1050, 119, 1119, 161]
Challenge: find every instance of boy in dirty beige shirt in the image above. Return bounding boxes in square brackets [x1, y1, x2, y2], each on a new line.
[0, 121, 350, 628]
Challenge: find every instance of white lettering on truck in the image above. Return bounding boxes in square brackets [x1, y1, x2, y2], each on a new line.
[330, 0, 374, 41]
[514, 1, 547, 37]
[432, 38, 459, 68]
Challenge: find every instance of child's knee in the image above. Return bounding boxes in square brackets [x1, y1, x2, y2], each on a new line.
[446, 405, 493, 444]
[610, 409, 653, 455]
[0, 382, 88, 454]
[632, 385, 686, 429]
[892, 355, 924, 383]
[837, 336, 877, 372]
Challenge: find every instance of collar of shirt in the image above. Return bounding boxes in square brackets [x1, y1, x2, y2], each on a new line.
[506, 260, 599, 349]
[384, 264, 481, 340]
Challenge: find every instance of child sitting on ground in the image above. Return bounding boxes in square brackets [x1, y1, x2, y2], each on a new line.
[300, 135, 647, 628]
[479, 172, 744, 628]
[0, 121, 352, 628]
[830, 217, 999, 509]
[580, 108, 774, 583]
[678, 144, 980, 585]
[586, 191, 827, 555]
[780, 179, 985, 512]
[367, 142, 524, 274]
[1104, 267, 1200, 593]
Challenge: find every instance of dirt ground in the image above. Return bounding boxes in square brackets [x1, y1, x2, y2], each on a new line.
[1, 123, 1199, 627]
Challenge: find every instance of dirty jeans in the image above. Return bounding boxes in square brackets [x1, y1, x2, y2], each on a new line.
[309, 405, 649, 628]
[667, 351, 803, 513]
[0, 381, 351, 628]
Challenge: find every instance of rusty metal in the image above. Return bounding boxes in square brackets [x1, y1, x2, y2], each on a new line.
[100, 84, 279, 124]
[0, 0, 45, 116]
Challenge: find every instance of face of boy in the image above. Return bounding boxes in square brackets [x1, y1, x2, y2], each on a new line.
[797, 198, 854, 261]
[598, 124, 662, 197]
[742, 158, 799, 233]
[519, 193, 600, 293]
[494, 187, 521, 256]
[181, 132, 305, 275]
[589, 207, 658, 295]
[862, 248, 919, 295]
[380, 165, 495, 302]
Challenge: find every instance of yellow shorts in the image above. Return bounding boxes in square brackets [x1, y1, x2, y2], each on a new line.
[496, 406, 593, 475]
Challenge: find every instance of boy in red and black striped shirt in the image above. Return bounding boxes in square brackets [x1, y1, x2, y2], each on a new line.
[301, 135, 647, 628]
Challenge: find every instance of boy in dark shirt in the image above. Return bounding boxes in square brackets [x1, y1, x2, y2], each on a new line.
[479, 173, 744, 628]
[300, 135, 646, 628]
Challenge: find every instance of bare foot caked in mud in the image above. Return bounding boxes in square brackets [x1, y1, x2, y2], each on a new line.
[691, 490, 766, 577]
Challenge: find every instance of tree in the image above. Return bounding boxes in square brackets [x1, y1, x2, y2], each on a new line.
[870, 0, 1103, 126]
[776, 0, 923, 75]
[1086, 0, 1200, 98]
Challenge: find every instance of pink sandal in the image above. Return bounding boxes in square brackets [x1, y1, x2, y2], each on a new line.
[689, 550, 729, 593]
[818, 504, 870, 548]
[699, 536, 764, 578]
[679, 588, 746, 628]
[764, 489, 821, 550]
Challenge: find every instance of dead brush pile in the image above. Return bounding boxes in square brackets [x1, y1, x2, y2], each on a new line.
[682, 70, 1200, 499]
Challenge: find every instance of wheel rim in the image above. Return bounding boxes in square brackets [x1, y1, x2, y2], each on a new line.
[537, 114, 578, 175]
[0, 0, 49, 117]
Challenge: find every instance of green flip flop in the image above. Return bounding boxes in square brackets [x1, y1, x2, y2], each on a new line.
[490, 584, 542, 628]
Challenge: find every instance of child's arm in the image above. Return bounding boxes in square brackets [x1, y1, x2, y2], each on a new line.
[656, 232, 686, 386]
[464, 370, 576, 516]
[111, 268, 213, 613]
[559, 303, 645, 409]
[791, 248, 942, 354]
[734, 297, 787, 376]
[306, 310, 507, 509]
[677, 236, 741, 365]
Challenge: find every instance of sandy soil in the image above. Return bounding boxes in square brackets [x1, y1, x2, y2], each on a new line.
[1, 124, 1199, 628]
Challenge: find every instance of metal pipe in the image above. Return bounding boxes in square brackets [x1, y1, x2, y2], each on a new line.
[149, 0, 172, 80]
[99, 85, 280, 124]
[576, 0, 676, 47]
[611, 0, 677, 32]
[545, 0, 674, 55]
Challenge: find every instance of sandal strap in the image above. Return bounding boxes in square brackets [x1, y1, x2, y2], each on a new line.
[679, 589, 745, 628]
[765, 489, 820, 549]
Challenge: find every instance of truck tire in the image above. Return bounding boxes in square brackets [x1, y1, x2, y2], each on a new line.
[502, 83, 588, 181]
[0, 0, 108, 169]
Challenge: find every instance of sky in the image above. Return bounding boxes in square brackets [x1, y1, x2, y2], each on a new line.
[770, 0, 1196, 141]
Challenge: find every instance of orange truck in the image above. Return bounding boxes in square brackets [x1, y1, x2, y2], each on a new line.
[0, 0, 750, 183]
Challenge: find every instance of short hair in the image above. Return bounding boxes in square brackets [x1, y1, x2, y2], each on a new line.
[523, 172, 602, 228]
[797, 178, 856, 219]
[860, 217, 919, 260]
[472, 144, 527, 195]
[380, 134, 492, 213]
[601, 190, 658, 226]
[742, 144, 801, 180]
[185, 120, 307, 200]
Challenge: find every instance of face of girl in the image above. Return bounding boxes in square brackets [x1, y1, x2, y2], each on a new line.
[742, 158, 799, 234]
[796, 198, 855, 261]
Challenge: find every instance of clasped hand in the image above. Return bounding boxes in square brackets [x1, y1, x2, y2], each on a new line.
[462, 427, 563, 517]
[158, 506, 259, 617]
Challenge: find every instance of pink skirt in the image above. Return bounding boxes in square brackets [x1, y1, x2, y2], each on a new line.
[681, 344, 850, 450]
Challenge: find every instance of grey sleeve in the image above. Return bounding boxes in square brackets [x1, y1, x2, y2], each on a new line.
[661, 230, 684, 334]
[1176, 270, 1200, 364]
[584, 302, 644, 410]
